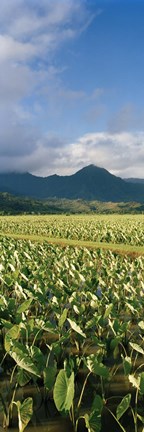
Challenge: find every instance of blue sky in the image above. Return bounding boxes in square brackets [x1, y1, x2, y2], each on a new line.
[0, 0, 144, 177]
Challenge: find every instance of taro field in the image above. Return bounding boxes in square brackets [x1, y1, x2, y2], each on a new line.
[0, 214, 144, 432]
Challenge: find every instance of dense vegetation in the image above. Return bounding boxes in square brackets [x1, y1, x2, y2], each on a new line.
[0, 214, 144, 247]
[0, 192, 144, 215]
[0, 215, 144, 431]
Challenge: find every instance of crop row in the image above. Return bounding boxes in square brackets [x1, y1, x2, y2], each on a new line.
[0, 237, 144, 431]
[0, 214, 144, 245]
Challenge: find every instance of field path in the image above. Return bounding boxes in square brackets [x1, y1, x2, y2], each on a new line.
[0, 232, 144, 256]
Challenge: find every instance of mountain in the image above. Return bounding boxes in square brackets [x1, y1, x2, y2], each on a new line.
[124, 178, 144, 184]
[0, 164, 144, 202]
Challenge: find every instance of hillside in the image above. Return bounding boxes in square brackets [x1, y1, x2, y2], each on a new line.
[125, 178, 144, 184]
[0, 165, 144, 202]
[0, 192, 144, 215]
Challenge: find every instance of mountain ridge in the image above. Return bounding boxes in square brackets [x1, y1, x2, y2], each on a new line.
[0, 164, 144, 202]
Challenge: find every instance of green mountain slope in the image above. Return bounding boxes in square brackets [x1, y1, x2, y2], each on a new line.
[0, 165, 143, 202]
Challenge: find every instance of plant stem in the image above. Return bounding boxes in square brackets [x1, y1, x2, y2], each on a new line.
[105, 407, 127, 432]
[134, 388, 139, 432]
[77, 371, 91, 410]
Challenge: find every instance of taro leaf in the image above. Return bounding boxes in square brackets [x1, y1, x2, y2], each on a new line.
[73, 305, 80, 314]
[14, 398, 33, 432]
[30, 346, 45, 373]
[10, 345, 40, 377]
[116, 394, 131, 420]
[53, 369, 74, 413]
[113, 318, 120, 333]
[42, 321, 57, 334]
[138, 321, 144, 330]
[87, 355, 109, 379]
[58, 309, 68, 329]
[8, 298, 16, 314]
[43, 365, 57, 391]
[126, 303, 136, 314]
[64, 357, 75, 378]
[140, 372, 144, 394]
[84, 411, 101, 432]
[5, 324, 20, 352]
[113, 345, 119, 360]
[129, 343, 144, 355]
[121, 355, 132, 375]
[4, 275, 13, 286]
[89, 410, 102, 432]
[17, 299, 32, 314]
[129, 374, 140, 390]
[104, 304, 113, 319]
[1, 320, 12, 329]
[110, 336, 121, 350]
[67, 318, 86, 338]
[17, 368, 32, 387]
[137, 414, 144, 425]
[91, 395, 103, 414]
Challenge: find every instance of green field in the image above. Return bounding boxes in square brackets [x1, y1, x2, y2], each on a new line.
[0, 214, 144, 253]
[0, 215, 144, 431]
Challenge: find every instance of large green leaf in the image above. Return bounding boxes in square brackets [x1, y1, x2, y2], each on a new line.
[84, 411, 101, 432]
[121, 355, 132, 375]
[4, 325, 20, 352]
[87, 355, 109, 379]
[58, 309, 68, 329]
[10, 345, 40, 377]
[17, 299, 32, 314]
[30, 346, 45, 373]
[91, 395, 103, 414]
[129, 374, 140, 390]
[116, 394, 131, 420]
[138, 321, 144, 330]
[104, 303, 113, 319]
[67, 318, 86, 338]
[53, 369, 74, 412]
[140, 372, 144, 395]
[14, 398, 33, 432]
[17, 368, 32, 387]
[129, 343, 144, 355]
[43, 365, 57, 391]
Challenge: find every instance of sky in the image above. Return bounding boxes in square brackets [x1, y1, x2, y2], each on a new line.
[0, 0, 144, 178]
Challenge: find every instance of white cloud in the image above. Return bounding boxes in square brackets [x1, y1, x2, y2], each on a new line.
[0, 1, 143, 180]
[0, 35, 36, 63]
[0, 131, 143, 178]
[0, 0, 90, 49]
[66, 131, 144, 178]
[0, 0, 94, 172]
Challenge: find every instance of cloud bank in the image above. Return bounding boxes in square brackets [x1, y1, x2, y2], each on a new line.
[0, 0, 143, 179]
[0, 132, 143, 179]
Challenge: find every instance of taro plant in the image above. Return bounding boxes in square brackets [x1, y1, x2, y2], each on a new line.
[53, 351, 110, 432]
[53, 367, 104, 432]
[13, 398, 33, 432]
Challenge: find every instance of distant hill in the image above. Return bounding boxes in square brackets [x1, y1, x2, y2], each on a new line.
[124, 178, 144, 184]
[0, 192, 144, 215]
[0, 164, 144, 202]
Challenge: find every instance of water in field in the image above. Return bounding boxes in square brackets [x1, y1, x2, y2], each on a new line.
[8, 421, 74, 432]
[6, 415, 143, 432]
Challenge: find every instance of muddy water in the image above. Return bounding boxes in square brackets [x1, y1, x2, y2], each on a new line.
[8, 421, 74, 432]
[6, 415, 143, 432]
